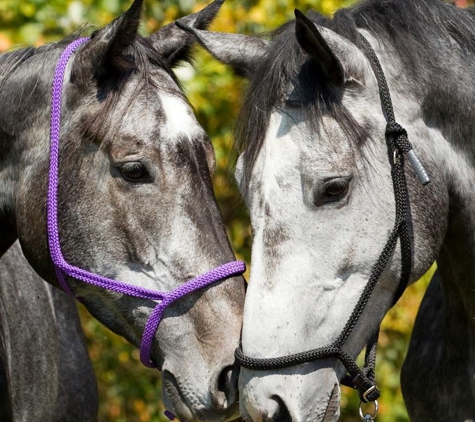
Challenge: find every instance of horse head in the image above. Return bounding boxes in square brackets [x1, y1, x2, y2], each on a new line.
[178, 3, 454, 420]
[0, 1, 246, 420]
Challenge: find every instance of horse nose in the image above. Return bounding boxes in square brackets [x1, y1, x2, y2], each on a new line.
[267, 396, 292, 422]
[244, 394, 292, 422]
[210, 364, 239, 410]
[244, 389, 339, 422]
[240, 369, 340, 422]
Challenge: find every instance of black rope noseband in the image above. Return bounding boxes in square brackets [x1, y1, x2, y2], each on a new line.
[235, 33, 430, 404]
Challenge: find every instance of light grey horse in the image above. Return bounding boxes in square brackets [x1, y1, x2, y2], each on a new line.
[0, 0, 246, 421]
[177, 0, 475, 420]
[0, 241, 98, 422]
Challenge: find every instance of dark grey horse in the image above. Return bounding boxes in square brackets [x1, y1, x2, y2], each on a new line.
[0, 241, 98, 422]
[177, 0, 475, 420]
[0, 0, 246, 421]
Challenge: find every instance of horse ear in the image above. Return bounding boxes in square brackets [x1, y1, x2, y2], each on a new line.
[294, 9, 368, 86]
[294, 9, 345, 84]
[174, 25, 267, 78]
[71, 0, 143, 84]
[147, 0, 224, 66]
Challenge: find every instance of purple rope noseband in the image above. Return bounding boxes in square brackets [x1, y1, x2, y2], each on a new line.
[48, 38, 246, 369]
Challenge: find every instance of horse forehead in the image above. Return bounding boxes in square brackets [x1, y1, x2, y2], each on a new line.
[256, 110, 355, 173]
[109, 90, 203, 146]
[159, 93, 202, 139]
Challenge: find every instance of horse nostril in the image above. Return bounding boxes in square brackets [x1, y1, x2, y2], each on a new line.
[267, 395, 291, 422]
[213, 365, 238, 409]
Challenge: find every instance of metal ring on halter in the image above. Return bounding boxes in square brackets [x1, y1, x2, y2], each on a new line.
[359, 400, 378, 421]
[361, 385, 377, 403]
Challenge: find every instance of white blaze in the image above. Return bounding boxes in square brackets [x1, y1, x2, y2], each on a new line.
[160, 94, 201, 140]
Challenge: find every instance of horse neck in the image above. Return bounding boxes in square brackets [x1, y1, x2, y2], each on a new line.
[423, 62, 475, 338]
[400, 94, 475, 419]
[377, 29, 475, 416]
[437, 198, 475, 340]
[375, 28, 475, 325]
[401, 270, 475, 420]
[0, 46, 56, 256]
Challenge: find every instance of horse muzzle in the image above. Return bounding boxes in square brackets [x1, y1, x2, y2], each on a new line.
[239, 366, 340, 422]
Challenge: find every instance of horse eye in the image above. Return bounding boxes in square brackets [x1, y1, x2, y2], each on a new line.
[308, 176, 352, 208]
[120, 162, 149, 181]
[323, 180, 349, 198]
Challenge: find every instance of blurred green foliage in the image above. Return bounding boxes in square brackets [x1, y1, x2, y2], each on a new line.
[0, 0, 452, 420]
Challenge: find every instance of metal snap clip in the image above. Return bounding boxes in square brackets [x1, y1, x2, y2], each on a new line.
[359, 400, 378, 421]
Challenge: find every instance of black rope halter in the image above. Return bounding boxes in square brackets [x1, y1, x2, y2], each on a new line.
[235, 33, 430, 404]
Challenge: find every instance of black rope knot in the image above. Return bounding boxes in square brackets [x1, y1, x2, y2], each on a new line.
[385, 122, 412, 153]
[385, 122, 406, 138]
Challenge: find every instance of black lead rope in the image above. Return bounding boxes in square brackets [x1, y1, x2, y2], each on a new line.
[235, 33, 430, 404]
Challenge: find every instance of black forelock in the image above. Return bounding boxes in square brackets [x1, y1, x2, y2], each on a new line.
[234, 10, 365, 191]
[234, 0, 475, 189]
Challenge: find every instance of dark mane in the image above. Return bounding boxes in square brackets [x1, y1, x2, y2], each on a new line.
[0, 32, 88, 88]
[0, 46, 45, 90]
[235, 0, 475, 187]
[349, 0, 475, 82]
[0, 49, 33, 82]
[0, 31, 185, 144]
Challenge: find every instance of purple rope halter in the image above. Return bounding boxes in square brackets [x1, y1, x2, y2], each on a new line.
[48, 38, 246, 369]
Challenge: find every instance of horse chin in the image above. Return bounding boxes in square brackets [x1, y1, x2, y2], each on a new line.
[161, 369, 239, 422]
[162, 371, 194, 421]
